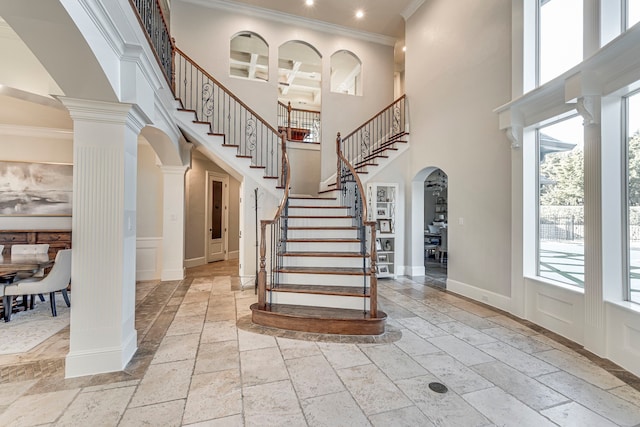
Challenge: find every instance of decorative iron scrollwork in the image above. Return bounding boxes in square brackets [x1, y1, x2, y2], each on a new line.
[393, 105, 401, 133]
[246, 118, 257, 151]
[202, 83, 214, 118]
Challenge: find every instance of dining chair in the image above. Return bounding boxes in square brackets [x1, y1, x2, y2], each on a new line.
[3, 249, 71, 322]
[437, 227, 448, 263]
[11, 244, 50, 303]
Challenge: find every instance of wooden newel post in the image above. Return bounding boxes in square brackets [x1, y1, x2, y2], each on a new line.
[287, 102, 293, 141]
[336, 132, 341, 190]
[368, 223, 378, 317]
[258, 221, 268, 309]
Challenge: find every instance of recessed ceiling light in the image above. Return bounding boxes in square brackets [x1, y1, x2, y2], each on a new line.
[355, 10, 364, 19]
[305, 0, 314, 6]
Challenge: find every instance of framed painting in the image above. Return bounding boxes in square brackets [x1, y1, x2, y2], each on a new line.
[0, 161, 73, 216]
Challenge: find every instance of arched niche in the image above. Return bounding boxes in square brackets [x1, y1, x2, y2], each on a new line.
[229, 31, 269, 81]
[278, 40, 322, 108]
[330, 50, 362, 96]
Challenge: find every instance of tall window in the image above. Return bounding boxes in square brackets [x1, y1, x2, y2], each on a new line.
[628, 0, 640, 28]
[538, 0, 583, 85]
[626, 91, 640, 304]
[537, 115, 584, 287]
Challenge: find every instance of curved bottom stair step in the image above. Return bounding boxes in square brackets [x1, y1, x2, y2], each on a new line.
[267, 284, 370, 297]
[250, 303, 386, 335]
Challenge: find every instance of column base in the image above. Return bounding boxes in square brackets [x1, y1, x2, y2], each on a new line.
[65, 329, 137, 378]
[161, 268, 186, 281]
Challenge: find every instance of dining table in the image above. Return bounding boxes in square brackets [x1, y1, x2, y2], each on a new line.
[0, 253, 54, 277]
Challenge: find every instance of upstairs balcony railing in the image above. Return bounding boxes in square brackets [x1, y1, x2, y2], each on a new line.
[277, 101, 321, 143]
[130, 0, 174, 87]
[341, 95, 407, 168]
[174, 48, 287, 187]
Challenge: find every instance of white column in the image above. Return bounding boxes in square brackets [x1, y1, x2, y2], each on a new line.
[579, 95, 605, 356]
[61, 97, 146, 378]
[161, 165, 188, 281]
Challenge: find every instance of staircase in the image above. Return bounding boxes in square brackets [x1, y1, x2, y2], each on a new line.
[250, 195, 386, 335]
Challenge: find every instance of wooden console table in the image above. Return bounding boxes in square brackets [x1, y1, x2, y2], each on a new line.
[0, 230, 71, 258]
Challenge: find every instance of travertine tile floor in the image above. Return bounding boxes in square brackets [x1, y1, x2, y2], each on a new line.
[0, 259, 639, 426]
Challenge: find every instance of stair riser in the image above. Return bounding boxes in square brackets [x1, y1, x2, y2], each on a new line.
[282, 256, 368, 269]
[287, 207, 351, 217]
[285, 242, 362, 252]
[268, 292, 370, 311]
[276, 273, 368, 287]
[288, 198, 338, 207]
[287, 229, 359, 239]
[287, 217, 354, 227]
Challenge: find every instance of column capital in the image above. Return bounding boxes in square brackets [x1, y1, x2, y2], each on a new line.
[160, 165, 190, 176]
[576, 95, 600, 126]
[498, 107, 523, 149]
[57, 97, 148, 134]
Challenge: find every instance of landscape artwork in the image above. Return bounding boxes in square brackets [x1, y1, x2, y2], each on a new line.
[0, 161, 73, 216]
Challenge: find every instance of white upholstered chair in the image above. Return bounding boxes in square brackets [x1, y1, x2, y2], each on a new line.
[436, 227, 448, 263]
[3, 249, 71, 322]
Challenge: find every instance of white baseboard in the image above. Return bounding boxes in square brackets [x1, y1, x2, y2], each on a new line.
[228, 250, 239, 260]
[65, 329, 137, 378]
[447, 278, 512, 313]
[404, 265, 425, 277]
[184, 257, 206, 268]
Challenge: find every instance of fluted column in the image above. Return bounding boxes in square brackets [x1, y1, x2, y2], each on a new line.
[160, 165, 188, 281]
[60, 97, 146, 378]
[579, 95, 605, 355]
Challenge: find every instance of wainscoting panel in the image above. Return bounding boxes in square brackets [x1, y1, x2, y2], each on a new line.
[136, 237, 162, 281]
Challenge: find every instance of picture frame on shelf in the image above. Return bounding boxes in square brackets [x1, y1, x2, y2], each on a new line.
[377, 254, 387, 262]
[383, 239, 392, 251]
[377, 265, 389, 275]
[376, 239, 382, 251]
[376, 207, 388, 217]
[378, 219, 391, 233]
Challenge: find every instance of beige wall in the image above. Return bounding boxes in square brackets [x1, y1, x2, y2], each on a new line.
[136, 142, 164, 238]
[185, 150, 240, 261]
[171, 0, 395, 181]
[406, 0, 512, 296]
[287, 142, 320, 196]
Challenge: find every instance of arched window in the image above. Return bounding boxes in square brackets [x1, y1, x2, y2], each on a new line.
[229, 32, 268, 81]
[278, 40, 322, 107]
[330, 50, 362, 96]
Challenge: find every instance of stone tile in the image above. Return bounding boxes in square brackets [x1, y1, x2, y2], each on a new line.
[408, 305, 456, 324]
[183, 414, 244, 426]
[610, 385, 640, 405]
[183, 369, 243, 425]
[195, 340, 239, 374]
[286, 355, 344, 399]
[0, 389, 79, 426]
[538, 371, 640, 426]
[0, 379, 37, 405]
[435, 321, 498, 346]
[165, 314, 205, 336]
[369, 405, 435, 427]
[81, 379, 140, 393]
[413, 353, 493, 394]
[471, 361, 569, 410]
[448, 300, 498, 318]
[241, 346, 289, 386]
[119, 399, 185, 427]
[482, 327, 553, 353]
[54, 385, 136, 426]
[396, 375, 491, 427]
[359, 344, 427, 380]
[463, 387, 557, 427]
[129, 359, 194, 407]
[301, 391, 370, 427]
[277, 337, 321, 360]
[238, 329, 277, 351]
[476, 341, 558, 376]
[484, 314, 537, 335]
[200, 320, 238, 344]
[243, 380, 307, 427]
[393, 329, 441, 356]
[175, 301, 209, 317]
[337, 364, 412, 415]
[541, 402, 619, 427]
[535, 349, 626, 390]
[428, 335, 495, 366]
[396, 317, 447, 339]
[151, 333, 200, 364]
[317, 342, 371, 369]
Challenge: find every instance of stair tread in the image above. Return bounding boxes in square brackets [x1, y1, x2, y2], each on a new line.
[285, 238, 360, 242]
[268, 284, 370, 297]
[275, 266, 369, 275]
[287, 215, 353, 219]
[288, 205, 349, 209]
[281, 251, 368, 258]
[255, 303, 380, 319]
[287, 226, 357, 230]
[289, 196, 337, 200]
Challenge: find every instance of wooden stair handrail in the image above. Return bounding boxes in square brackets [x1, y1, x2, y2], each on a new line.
[175, 47, 281, 136]
[258, 134, 291, 309]
[336, 132, 378, 317]
[342, 94, 407, 141]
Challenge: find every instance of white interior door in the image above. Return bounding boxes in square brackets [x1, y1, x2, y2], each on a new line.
[206, 172, 229, 262]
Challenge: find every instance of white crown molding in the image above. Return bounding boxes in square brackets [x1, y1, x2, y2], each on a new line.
[401, 0, 426, 21]
[0, 123, 72, 140]
[183, 0, 397, 46]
